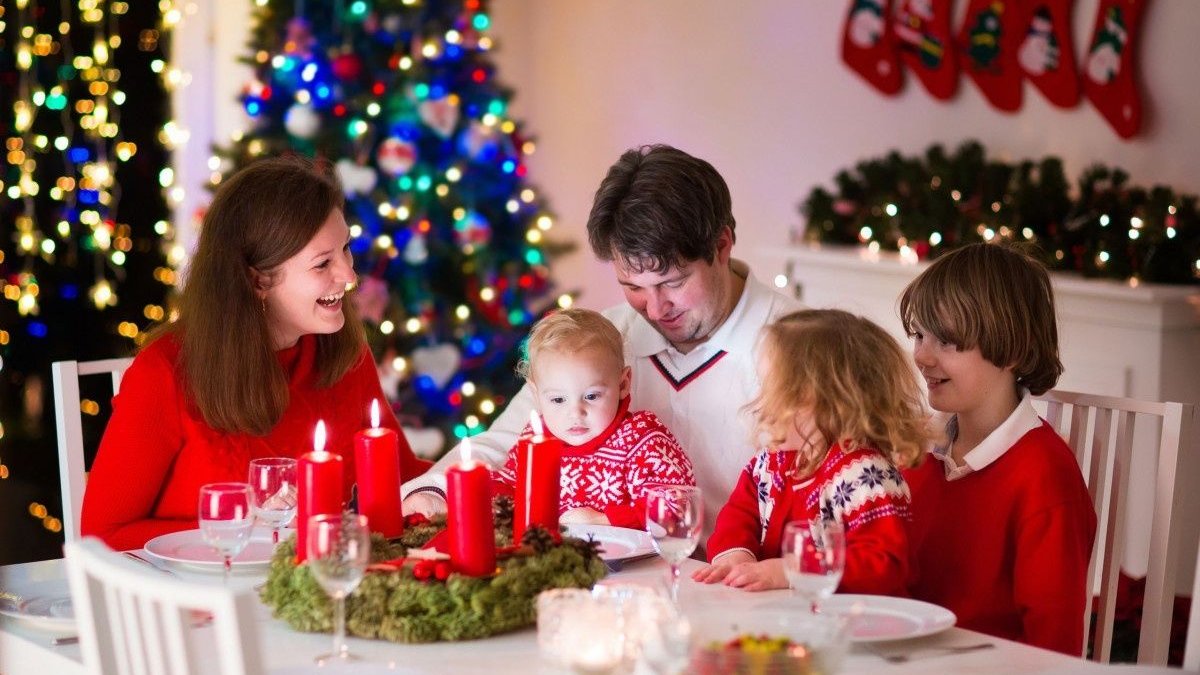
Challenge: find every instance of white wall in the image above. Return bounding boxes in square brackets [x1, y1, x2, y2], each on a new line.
[487, 0, 1200, 311]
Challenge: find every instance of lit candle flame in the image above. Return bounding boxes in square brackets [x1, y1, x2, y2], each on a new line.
[529, 411, 544, 439]
[370, 398, 380, 429]
[460, 436, 474, 467]
[313, 420, 327, 455]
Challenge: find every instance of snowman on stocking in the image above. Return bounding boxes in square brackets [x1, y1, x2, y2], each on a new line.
[1083, 0, 1146, 139]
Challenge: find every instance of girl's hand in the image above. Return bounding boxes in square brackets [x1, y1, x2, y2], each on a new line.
[723, 558, 789, 592]
[560, 507, 608, 525]
[692, 551, 755, 583]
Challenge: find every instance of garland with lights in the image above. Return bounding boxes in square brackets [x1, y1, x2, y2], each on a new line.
[260, 501, 607, 643]
[216, 0, 572, 459]
[801, 141, 1200, 284]
[0, 0, 179, 547]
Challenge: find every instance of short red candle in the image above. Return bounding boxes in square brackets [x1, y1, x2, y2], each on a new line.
[513, 412, 562, 545]
[446, 438, 496, 576]
[296, 420, 344, 563]
[355, 399, 405, 538]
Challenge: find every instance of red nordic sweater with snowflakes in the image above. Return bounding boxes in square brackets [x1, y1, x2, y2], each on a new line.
[493, 398, 696, 529]
[707, 444, 912, 597]
[904, 422, 1096, 656]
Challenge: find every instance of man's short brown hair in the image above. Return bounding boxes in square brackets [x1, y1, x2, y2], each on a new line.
[586, 144, 735, 274]
[899, 243, 1063, 395]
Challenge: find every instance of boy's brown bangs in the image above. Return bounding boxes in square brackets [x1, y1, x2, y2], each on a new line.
[901, 268, 975, 349]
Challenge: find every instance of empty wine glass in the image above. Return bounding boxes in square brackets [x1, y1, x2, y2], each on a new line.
[306, 513, 370, 664]
[197, 482, 254, 584]
[248, 457, 298, 544]
[644, 485, 703, 605]
[781, 519, 846, 614]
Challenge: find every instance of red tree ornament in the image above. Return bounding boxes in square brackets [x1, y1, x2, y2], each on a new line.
[894, 0, 958, 100]
[1017, 0, 1080, 108]
[842, 0, 904, 95]
[331, 53, 363, 82]
[958, 0, 1025, 112]
[1083, 0, 1147, 139]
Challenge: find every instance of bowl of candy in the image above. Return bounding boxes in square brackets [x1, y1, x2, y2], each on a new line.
[687, 607, 849, 674]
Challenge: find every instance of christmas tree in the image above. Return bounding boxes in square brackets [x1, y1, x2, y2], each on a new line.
[215, 0, 570, 458]
[0, 1, 177, 561]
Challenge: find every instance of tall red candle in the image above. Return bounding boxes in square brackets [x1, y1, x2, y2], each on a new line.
[355, 399, 405, 538]
[446, 438, 495, 577]
[296, 420, 344, 563]
[513, 412, 562, 545]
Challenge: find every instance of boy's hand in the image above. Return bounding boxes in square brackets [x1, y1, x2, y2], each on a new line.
[692, 550, 755, 583]
[560, 507, 608, 525]
[722, 558, 789, 592]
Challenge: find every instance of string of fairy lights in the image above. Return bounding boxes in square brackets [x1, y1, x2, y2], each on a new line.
[2, 0, 186, 534]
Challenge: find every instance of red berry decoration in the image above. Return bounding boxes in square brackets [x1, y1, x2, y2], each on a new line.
[434, 561, 452, 581]
[412, 560, 434, 581]
[404, 512, 431, 527]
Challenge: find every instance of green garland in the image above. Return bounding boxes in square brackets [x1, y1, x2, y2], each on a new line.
[260, 510, 608, 643]
[801, 140, 1200, 285]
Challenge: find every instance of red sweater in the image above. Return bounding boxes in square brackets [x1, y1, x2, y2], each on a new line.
[904, 421, 1097, 655]
[707, 444, 912, 596]
[493, 398, 696, 529]
[80, 334, 431, 551]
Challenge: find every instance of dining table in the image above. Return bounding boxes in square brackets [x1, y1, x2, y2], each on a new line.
[0, 544, 1180, 675]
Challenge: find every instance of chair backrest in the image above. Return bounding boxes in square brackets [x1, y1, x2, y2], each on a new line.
[1187, 536, 1200, 670]
[64, 538, 264, 675]
[1034, 390, 1195, 665]
[52, 357, 134, 542]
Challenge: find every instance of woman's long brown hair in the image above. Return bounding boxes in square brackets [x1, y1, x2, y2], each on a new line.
[159, 156, 365, 435]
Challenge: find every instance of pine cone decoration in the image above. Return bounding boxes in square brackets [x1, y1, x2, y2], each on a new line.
[492, 494, 515, 530]
[520, 525, 556, 553]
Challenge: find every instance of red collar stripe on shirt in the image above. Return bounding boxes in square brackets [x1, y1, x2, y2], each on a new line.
[650, 350, 728, 391]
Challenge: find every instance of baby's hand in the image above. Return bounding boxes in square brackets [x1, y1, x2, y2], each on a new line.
[559, 507, 608, 525]
[722, 558, 789, 592]
[692, 550, 755, 583]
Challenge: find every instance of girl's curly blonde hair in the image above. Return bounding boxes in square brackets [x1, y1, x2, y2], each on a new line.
[749, 309, 930, 475]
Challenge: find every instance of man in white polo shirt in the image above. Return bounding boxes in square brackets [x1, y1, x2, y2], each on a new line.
[401, 144, 799, 537]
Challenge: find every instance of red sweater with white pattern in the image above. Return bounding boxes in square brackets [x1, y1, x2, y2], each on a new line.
[707, 444, 912, 597]
[493, 398, 696, 529]
[904, 422, 1096, 656]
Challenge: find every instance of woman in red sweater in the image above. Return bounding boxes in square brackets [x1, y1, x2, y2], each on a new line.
[901, 243, 1097, 656]
[694, 309, 928, 595]
[80, 156, 431, 551]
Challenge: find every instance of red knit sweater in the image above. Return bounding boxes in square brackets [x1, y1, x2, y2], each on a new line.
[707, 444, 912, 596]
[80, 334, 431, 551]
[493, 398, 696, 529]
[904, 421, 1097, 656]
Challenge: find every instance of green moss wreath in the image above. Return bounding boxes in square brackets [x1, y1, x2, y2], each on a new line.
[260, 498, 608, 643]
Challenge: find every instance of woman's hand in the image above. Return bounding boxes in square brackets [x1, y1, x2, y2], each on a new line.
[401, 492, 447, 517]
[560, 506, 608, 525]
[692, 550, 755, 583]
[722, 558, 789, 592]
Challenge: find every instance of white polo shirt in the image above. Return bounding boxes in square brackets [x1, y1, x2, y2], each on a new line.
[402, 260, 800, 540]
[929, 389, 1043, 481]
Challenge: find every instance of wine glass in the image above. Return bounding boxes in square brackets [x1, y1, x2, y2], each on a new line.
[781, 519, 846, 614]
[197, 482, 255, 584]
[248, 457, 298, 544]
[306, 513, 370, 664]
[644, 485, 703, 605]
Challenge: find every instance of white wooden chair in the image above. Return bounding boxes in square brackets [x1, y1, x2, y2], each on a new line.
[64, 537, 264, 675]
[1034, 390, 1195, 665]
[1188, 537, 1200, 670]
[52, 357, 133, 542]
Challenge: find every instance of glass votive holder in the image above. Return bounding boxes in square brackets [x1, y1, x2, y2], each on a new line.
[536, 588, 625, 673]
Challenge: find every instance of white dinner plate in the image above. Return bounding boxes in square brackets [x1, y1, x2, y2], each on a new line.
[820, 594, 956, 642]
[143, 528, 289, 574]
[272, 665, 425, 675]
[0, 579, 76, 631]
[563, 523, 656, 562]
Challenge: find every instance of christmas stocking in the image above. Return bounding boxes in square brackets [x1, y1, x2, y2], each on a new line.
[893, 0, 958, 100]
[1018, 0, 1080, 108]
[1083, 0, 1146, 139]
[842, 0, 904, 95]
[957, 0, 1025, 112]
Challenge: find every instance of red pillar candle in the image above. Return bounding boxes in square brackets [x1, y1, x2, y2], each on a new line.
[513, 412, 563, 545]
[296, 420, 344, 563]
[354, 399, 405, 538]
[446, 438, 496, 576]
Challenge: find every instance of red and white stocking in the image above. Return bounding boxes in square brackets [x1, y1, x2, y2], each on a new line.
[893, 0, 958, 100]
[957, 0, 1025, 112]
[1083, 0, 1146, 139]
[1017, 0, 1080, 108]
[842, 0, 904, 95]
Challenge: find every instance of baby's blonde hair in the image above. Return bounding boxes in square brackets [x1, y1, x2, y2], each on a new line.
[517, 308, 625, 381]
[749, 309, 929, 475]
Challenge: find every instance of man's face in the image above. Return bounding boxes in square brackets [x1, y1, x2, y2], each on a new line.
[613, 228, 734, 353]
